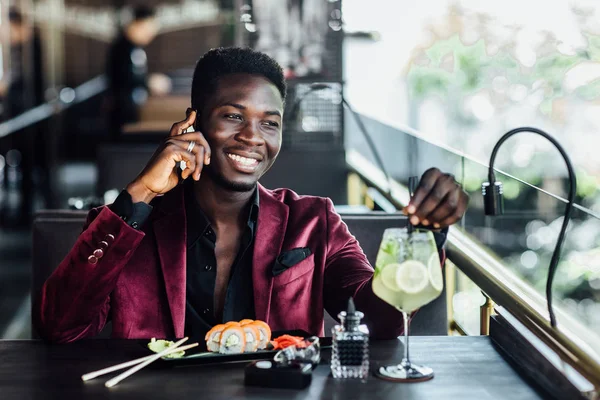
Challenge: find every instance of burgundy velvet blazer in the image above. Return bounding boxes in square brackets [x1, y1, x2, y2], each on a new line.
[34, 184, 404, 343]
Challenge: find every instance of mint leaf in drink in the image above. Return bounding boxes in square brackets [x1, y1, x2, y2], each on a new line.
[381, 239, 399, 256]
[375, 239, 399, 271]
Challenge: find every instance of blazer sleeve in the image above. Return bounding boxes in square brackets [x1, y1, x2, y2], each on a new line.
[33, 206, 145, 343]
[322, 198, 405, 339]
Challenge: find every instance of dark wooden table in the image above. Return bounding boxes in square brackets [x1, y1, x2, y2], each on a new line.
[0, 337, 547, 399]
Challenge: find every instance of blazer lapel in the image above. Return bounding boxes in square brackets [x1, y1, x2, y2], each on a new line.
[153, 185, 187, 338]
[253, 184, 289, 323]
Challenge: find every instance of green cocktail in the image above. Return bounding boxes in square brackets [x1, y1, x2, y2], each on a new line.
[372, 228, 444, 382]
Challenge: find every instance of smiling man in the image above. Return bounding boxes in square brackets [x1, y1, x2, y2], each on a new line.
[35, 48, 468, 343]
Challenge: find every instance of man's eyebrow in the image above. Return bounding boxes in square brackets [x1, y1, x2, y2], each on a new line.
[265, 110, 282, 117]
[220, 102, 246, 110]
[219, 102, 282, 117]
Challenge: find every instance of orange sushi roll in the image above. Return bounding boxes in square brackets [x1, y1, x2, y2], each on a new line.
[223, 321, 240, 327]
[219, 326, 246, 354]
[241, 324, 260, 352]
[239, 319, 254, 326]
[250, 320, 271, 350]
[205, 324, 226, 352]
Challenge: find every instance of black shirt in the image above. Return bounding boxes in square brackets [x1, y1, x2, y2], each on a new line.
[183, 181, 259, 340]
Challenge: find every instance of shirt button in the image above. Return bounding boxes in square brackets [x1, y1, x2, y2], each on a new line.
[93, 249, 104, 258]
[98, 240, 109, 250]
[104, 234, 115, 244]
[202, 308, 210, 315]
[131, 222, 139, 229]
[205, 229, 213, 236]
[204, 265, 212, 271]
[88, 255, 98, 265]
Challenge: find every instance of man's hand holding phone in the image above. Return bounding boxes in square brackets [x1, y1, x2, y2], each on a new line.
[125, 109, 211, 204]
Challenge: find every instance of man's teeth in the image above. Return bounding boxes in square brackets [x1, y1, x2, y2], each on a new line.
[227, 153, 257, 165]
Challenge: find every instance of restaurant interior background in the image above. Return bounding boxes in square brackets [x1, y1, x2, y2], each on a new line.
[0, 0, 598, 365]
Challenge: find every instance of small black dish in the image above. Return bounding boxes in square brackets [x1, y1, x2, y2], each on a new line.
[141, 330, 332, 368]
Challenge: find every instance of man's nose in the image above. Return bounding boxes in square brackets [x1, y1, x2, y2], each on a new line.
[236, 122, 265, 145]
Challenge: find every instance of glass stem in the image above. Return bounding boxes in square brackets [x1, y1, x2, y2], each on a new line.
[402, 311, 411, 367]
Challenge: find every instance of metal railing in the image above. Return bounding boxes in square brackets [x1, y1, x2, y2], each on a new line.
[0, 75, 106, 139]
[346, 148, 600, 390]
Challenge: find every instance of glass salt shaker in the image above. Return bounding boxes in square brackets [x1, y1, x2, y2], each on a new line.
[330, 298, 370, 379]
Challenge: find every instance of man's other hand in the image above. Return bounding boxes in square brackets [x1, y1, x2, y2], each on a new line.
[403, 168, 469, 229]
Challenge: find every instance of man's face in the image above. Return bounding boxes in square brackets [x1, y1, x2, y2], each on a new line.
[199, 73, 284, 192]
[136, 18, 158, 46]
[9, 22, 31, 44]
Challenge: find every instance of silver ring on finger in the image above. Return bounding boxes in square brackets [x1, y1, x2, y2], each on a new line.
[186, 141, 195, 153]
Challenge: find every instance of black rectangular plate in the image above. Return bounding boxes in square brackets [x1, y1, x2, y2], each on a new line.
[144, 330, 332, 368]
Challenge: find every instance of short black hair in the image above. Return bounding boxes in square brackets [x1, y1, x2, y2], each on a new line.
[9, 7, 23, 24]
[133, 5, 155, 21]
[191, 47, 286, 115]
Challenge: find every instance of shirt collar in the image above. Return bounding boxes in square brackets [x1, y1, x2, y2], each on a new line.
[248, 185, 260, 224]
[184, 181, 260, 247]
[185, 181, 211, 248]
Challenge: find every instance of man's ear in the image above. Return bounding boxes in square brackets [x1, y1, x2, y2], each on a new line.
[191, 108, 204, 132]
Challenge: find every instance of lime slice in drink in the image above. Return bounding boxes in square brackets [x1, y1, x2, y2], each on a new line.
[380, 263, 402, 292]
[395, 260, 428, 294]
[428, 253, 443, 291]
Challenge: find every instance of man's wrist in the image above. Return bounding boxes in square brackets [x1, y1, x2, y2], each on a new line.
[126, 181, 156, 204]
[110, 189, 153, 230]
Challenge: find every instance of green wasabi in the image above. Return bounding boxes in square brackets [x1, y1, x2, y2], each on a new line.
[147, 338, 185, 359]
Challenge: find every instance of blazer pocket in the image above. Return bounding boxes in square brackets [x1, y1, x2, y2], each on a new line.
[272, 250, 314, 287]
[272, 247, 312, 276]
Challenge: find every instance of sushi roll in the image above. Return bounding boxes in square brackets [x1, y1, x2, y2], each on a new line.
[219, 326, 246, 354]
[241, 324, 260, 352]
[223, 321, 240, 327]
[239, 319, 254, 326]
[250, 320, 272, 350]
[205, 324, 226, 352]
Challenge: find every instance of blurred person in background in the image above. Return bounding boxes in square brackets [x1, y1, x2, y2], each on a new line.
[0, 8, 45, 226]
[106, 5, 171, 140]
[0, 7, 45, 118]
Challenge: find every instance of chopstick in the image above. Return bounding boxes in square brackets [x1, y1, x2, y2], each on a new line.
[81, 341, 198, 382]
[104, 337, 193, 388]
[80, 337, 196, 385]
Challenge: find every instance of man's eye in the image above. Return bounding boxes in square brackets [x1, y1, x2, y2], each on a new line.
[225, 114, 242, 120]
[263, 121, 280, 128]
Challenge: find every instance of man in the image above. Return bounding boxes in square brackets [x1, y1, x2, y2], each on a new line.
[35, 47, 468, 343]
[106, 5, 170, 139]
